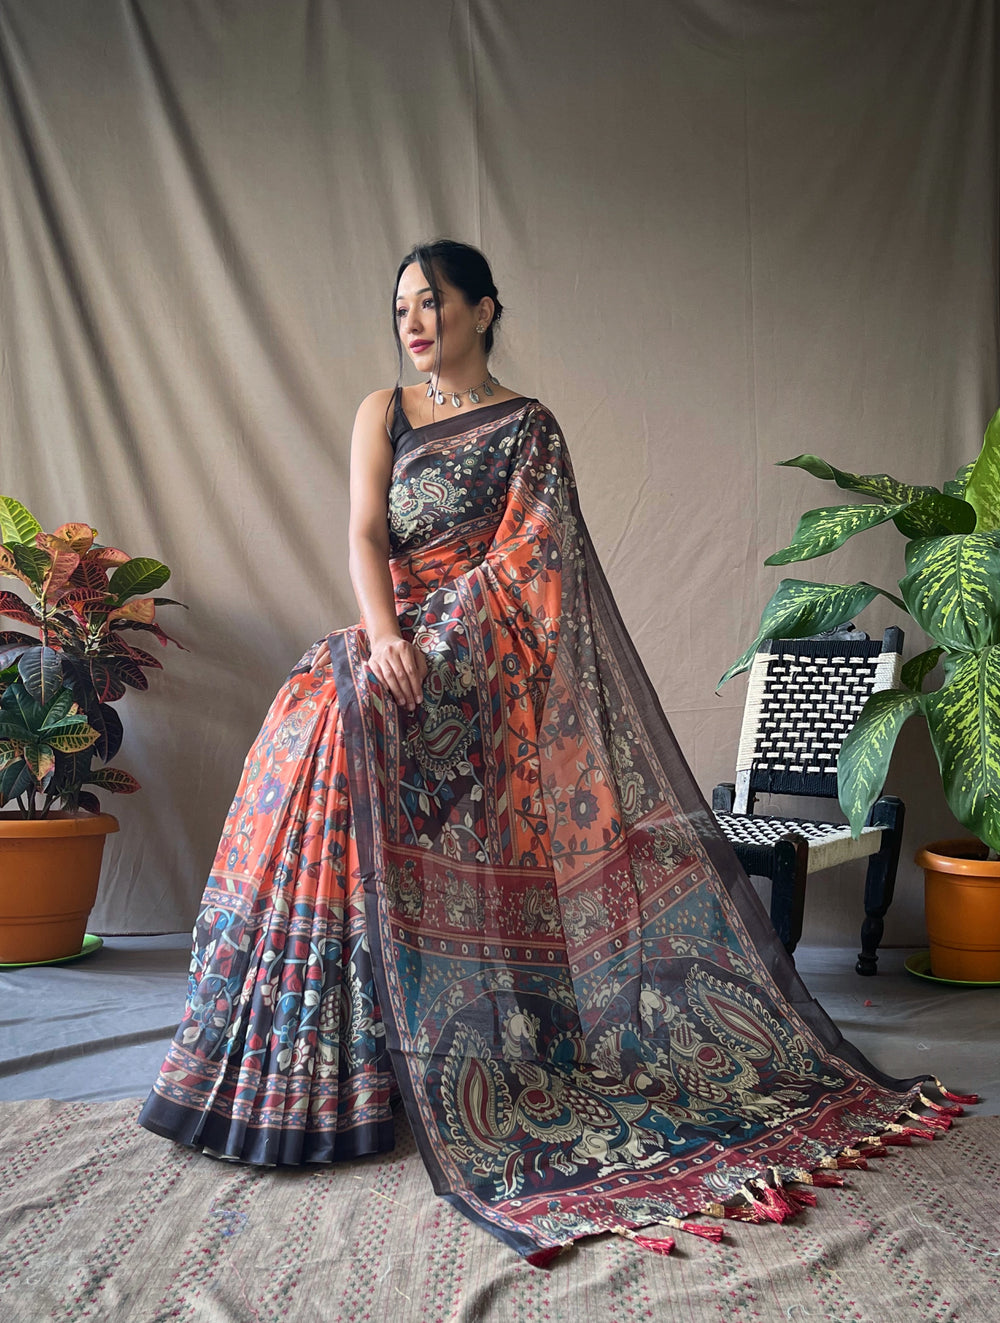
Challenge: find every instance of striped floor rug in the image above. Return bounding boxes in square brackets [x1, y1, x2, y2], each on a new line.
[1, 1098, 996, 1322]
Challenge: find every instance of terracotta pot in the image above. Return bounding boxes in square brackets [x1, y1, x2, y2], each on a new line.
[0, 812, 119, 963]
[915, 838, 1000, 982]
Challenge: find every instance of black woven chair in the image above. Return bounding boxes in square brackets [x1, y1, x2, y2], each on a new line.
[713, 627, 905, 975]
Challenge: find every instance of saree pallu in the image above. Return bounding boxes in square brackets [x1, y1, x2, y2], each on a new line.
[140, 396, 945, 1260]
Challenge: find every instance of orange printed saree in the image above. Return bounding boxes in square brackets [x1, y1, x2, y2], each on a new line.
[139, 394, 962, 1262]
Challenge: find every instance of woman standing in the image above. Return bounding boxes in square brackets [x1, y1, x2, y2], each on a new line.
[140, 239, 951, 1263]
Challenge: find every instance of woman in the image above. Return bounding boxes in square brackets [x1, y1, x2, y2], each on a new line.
[140, 239, 961, 1263]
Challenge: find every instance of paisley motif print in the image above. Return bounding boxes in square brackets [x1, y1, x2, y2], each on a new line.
[141, 395, 929, 1258]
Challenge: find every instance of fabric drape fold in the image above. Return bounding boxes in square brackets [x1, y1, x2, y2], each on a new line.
[141, 395, 945, 1259]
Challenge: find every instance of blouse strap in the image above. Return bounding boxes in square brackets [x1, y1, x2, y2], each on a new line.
[389, 383, 406, 445]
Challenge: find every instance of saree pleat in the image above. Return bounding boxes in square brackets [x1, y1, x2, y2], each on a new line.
[141, 394, 941, 1257]
[139, 665, 395, 1164]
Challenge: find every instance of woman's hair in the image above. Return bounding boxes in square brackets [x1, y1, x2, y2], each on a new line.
[390, 239, 504, 409]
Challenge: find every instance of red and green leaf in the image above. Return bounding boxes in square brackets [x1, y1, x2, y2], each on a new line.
[0, 591, 40, 626]
[22, 741, 55, 784]
[86, 545, 130, 569]
[51, 524, 97, 555]
[86, 766, 141, 794]
[107, 597, 156, 626]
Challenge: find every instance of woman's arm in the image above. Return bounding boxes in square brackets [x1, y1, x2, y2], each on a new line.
[341, 390, 427, 710]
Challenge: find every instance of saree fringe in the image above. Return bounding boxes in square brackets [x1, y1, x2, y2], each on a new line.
[139, 395, 974, 1261]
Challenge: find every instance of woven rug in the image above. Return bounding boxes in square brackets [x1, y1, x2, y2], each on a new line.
[1, 1099, 996, 1322]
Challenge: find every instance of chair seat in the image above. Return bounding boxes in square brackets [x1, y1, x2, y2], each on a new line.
[714, 811, 884, 874]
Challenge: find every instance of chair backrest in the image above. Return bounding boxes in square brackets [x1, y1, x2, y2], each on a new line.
[733, 626, 904, 814]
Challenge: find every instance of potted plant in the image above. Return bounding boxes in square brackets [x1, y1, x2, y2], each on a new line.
[719, 407, 1000, 981]
[0, 496, 183, 963]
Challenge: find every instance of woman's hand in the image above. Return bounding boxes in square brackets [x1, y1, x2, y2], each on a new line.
[311, 640, 331, 670]
[368, 635, 428, 711]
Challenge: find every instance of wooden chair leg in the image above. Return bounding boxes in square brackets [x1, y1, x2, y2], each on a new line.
[712, 783, 735, 812]
[856, 795, 905, 976]
[769, 835, 809, 956]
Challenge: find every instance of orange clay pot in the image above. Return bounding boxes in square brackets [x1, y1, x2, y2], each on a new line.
[0, 812, 119, 963]
[915, 838, 1000, 983]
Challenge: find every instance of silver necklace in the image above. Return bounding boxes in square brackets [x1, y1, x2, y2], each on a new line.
[426, 371, 500, 408]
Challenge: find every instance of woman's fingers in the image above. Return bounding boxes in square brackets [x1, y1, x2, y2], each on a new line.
[397, 647, 426, 708]
[372, 656, 408, 709]
[369, 638, 429, 710]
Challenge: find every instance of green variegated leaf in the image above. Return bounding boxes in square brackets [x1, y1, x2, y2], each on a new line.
[765, 503, 909, 566]
[899, 532, 1000, 650]
[893, 490, 976, 539]
[42, 718, 95, 741]
[718, 579, 893, 687]
[0, 739, 23, 768]
[107, 557, 170, 603]
[10, 543, 49, 588]
[924, 647, 1000, 851]
[776, 455, 928, 504]
[0, 759, 33, 803]
[22, 741, 55, 784]
[47, 729, 99, 754]
[964, 406, 1000, 531]
[776, 456, 973, 538]
[943, 460, 976, 499]
[900, 647, 944, 692]
[85, 766, 140, 793]
[838, 689, 922, 836]
[17, 646, 62, 705]
[9, 682, 42, 733]
[0, 497, 42, 546]
[39, 687, 78, 729]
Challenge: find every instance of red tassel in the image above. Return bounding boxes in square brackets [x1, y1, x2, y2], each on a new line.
[526, 1245, 563, 1269]
[665, 1217, 725, 1243]
[822, 1154, 869, 1171]
[879, 1131, 913, 1147]
[742, 1180, 795, 1224]
[786, 1186, 818, 1208]
[858, 1143, 888, 1159]
[919, 1092, 963, 1117]
[934, 1078, 979, 1105]
[805, 1170, 845, 1188]
[764, 1168, 809, 1217]
[706, 1201, 766, 1223]
[886, 1123, 936, 1142]
[906, 1109, 951, 1132]
[630, 1232, 676, 1256]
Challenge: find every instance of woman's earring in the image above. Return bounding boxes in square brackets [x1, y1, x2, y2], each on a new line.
[475, 323, 486, 333]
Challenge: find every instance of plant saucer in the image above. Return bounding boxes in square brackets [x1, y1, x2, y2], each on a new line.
[0, 933, 104, 969]
[904, 949, 1000, 988]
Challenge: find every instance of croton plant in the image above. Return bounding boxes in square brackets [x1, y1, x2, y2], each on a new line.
[720, 405, 1000, 853]
[0, 496, 184, 819]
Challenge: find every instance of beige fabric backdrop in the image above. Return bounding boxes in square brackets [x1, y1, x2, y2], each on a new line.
[0, 0, 996, 943]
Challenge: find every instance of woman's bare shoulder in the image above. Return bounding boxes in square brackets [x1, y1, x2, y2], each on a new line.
[353, 387, 398, 442]
[356, 386, 397, 416]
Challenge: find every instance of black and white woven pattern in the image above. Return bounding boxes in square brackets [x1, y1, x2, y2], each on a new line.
[737, 642, 900, 779]
[715, 810, 882, 873]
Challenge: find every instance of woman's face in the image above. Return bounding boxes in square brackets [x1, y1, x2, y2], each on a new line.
[395, 262, 486, 373]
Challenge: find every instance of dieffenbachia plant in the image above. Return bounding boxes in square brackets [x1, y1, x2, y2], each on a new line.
[719, 406, 1000, 853]
[0, 497, 185, 819]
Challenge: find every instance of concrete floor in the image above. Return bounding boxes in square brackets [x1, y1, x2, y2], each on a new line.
[0, 937, 995, 1111]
